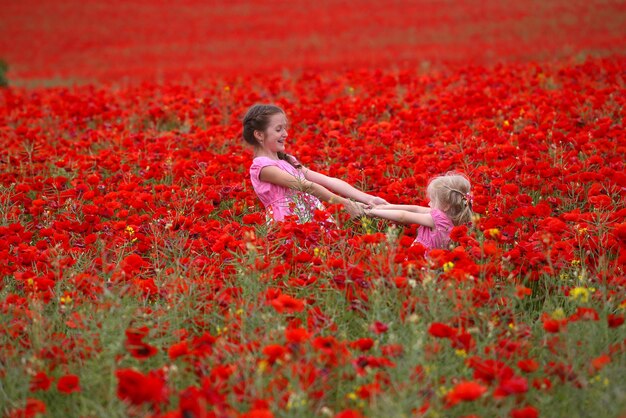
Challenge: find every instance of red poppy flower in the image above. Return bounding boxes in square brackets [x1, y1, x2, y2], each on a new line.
[335, 410, 365, 418]
[590, 355, 611, 373]
[116, 368, 167, 406]
[446, 380, 488, 406]
[608, 314, 624, 328]
[510, 406, 539, 418]
[349, 338, 375, 352]
[168, 341, 189, 360]
[542, 317, 566, 333]
[370, 321, 389, 334]
[57, 374, 80, 394]
[517, 359, 540, 373]
[241, 409, 274, 418]
[428, 322, 456, 338]
[285, 327, 310, 343]
[262, 344, 289, 365]
[8, 398, 46, 418]
[29, 372, 52, 392]
[494, 376, 529, 398]
[270, 294, 306, 313]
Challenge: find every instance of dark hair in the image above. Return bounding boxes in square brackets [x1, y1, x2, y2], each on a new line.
[242, 104, 300, 168]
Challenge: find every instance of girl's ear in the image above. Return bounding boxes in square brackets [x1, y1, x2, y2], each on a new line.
[254, 130, 263, 141]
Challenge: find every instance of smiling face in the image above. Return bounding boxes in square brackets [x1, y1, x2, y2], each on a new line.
[255, 112, 288, 155]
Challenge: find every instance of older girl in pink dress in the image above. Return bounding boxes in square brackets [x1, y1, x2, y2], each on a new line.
[366, 173, 473, 250]
[244, 104, 388, 223]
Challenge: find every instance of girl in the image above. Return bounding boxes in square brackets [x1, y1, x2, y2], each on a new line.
[365, 173, 473, 250]
[243, 104, 388, 223]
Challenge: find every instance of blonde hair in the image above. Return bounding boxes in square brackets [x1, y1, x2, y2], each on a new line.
[426, 172, 473, 226]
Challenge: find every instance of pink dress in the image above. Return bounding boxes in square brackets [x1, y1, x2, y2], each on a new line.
[249, 156, 325, 223]
[414, 208, 454, 250]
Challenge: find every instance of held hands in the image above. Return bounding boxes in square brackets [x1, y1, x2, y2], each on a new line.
[329, 195, 387, 218]
[344, 200, 368, 218]
[328, 196, 367, 218]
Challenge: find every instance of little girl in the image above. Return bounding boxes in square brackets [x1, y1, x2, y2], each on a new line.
[243, 104, 388, 223]
[365, 173, 473, 250]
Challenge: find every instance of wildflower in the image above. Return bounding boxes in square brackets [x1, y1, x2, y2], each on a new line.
[428, 322, 456, 338]
[569, 287, 594, 303]
[517, 359, 539, 373]
[510, 405, 539, 418]
[543, 312, 567, 333]
[590, 355, 611, 373]
[257, 360, 268, 373]
[551, 308, 565, 320]
[8, 399, 46, 417]
[515, 285, 532, 299]
[57, 374, 80, 394]
[445, 381, 487, 406]
[167, 341, 189, 360]
[262, 344, 289, 365]
[335, 409, 365, 418]
[116, 368, 167, 406]
[494, 376, 529, 398]
[608, 314, 624, 328]
[270, 294, 306, 313]
[285, 327, 310, 343]
[486, 228, 500, 238]
[360, 216, 376, 234]
[29, 372, 52, 392]
[350, 338, 375, 351]
[369, 321, 389, 334]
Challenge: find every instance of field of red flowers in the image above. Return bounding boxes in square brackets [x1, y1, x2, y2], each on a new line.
[1, 1, 626, 418]
[2, 0, 626, 84]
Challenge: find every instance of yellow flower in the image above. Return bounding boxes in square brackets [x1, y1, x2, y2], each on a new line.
[551, 308, 566, 320]
[486, 228, 500, 238]
[570, 287, 594, 303]
[443, 262, 454, 272]
[360, 216, 375, 234]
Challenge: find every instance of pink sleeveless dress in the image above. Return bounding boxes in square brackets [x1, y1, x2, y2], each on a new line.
[414, 208, 454, 250]
[249, 156, 325, 223]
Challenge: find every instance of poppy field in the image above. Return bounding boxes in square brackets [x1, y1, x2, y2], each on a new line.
[1, 1, 626, 417]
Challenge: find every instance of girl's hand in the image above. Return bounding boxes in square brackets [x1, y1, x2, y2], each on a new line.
[368, 196, 389, 206]
[344, 200, 367, 218]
